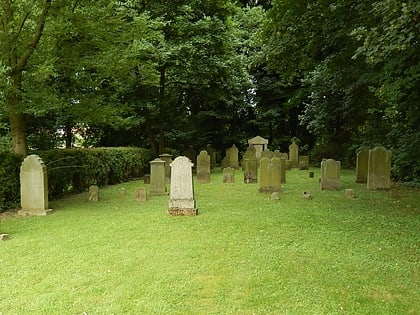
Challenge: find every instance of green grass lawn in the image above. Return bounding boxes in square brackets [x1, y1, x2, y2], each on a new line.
[1, 168, 419, 315]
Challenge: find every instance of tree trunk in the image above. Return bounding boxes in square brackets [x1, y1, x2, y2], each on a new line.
[10, 113, 28, 157]
[158, 66, 166, 154]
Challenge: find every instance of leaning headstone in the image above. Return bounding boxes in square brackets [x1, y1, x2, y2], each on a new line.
[225, 144, 239, 169]
[243, 148, 258, 183]
[320, 159, 341, 190]
[135, 187, 147, 202]
[196, 150, 211, 184]
[88, 185, 99, 201]
[367, 146, 391, 190]
[298, 156, 309, 170]
[149, 158, 167, 195]
[159, 153, 173, 182]
[248, 136, 268, 160]
[289, 141, 299, 168]
[18, 155, 52, 216]
[355, 146, 370, 183]
[167, 156, 197, 216]
[223, 167, 235, 183]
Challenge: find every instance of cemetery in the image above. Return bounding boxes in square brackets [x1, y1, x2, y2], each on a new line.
[0, 142, 419, 314]
[0, 1, 419, 313]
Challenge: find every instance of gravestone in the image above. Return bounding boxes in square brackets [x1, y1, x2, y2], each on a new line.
[88, 185, 99, 201]
[18, 155, 52, 216]
[298, 156, 309, 170]
[196, 150, 211, 184]
[247, 136, 268, 160]
[223, 167, 235, 183]
[224, 144, 239, 169]
[259, 157, 281, 193]
[205, 144, 217, 168]
[367, 146, 391, 190]
[143, 174, 150, 184]
[271, 192, 280, 200]
[261, 149, 274, 160]
[167, 156, 197, 216]
[289, 141, 299, 168]
[280, 158, 286, 184]
[135, 187, 147, 202]
[355, 146, 370, 183]
[345, 189, 356, 199]
[279, 152, 288, 160]
[149, 158, 167, 195]
[243, 148, 258, 183]
[159, 153, 173, 182]
[285, 160, 292, 170]
[118, 187, 127, 196]
[320, 159, 341, 190]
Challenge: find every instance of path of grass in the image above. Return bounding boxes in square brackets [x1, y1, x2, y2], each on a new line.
[1, 168, 419, 314]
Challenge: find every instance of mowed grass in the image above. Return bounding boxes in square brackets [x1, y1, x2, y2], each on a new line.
[1, 167, 419, 315]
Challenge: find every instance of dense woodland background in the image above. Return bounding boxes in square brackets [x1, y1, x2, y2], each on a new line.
[0, 0, 419, 183]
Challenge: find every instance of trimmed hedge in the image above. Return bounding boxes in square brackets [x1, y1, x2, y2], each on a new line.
[0, 147, 153, 211]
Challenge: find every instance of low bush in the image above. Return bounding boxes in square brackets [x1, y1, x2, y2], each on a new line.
[0, 147, 153, 211]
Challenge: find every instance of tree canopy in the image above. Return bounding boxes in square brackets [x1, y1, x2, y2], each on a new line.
[0, 0, 418, 183]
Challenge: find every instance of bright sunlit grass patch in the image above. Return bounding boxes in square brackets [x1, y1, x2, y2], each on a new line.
[1, 167, 419, 314]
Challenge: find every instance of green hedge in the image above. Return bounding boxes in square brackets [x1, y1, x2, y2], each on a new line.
[0, 147, 153, 211]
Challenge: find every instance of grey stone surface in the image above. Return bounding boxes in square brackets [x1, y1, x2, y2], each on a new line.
[320, 159, 341, 191]
[367, 146, 391, 190]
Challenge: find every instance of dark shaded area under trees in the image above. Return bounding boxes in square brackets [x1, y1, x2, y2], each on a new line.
[0, 0, 418, 184]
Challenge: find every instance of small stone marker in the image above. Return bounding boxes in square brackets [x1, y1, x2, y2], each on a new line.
[18, 154, 52, 216]
[345, 189, 356, 199]
[88, 185, 99, 201]
[223, 167, 235, 183]
[309, 171, 314, 178]
[320, 159, 341, 190]
[355, 146, 369, 183]
[289, 141, 299, 168]
[119, 187, 127, 196]
[149, 158, 167, 195]
[243, 148, 258, 183]
[0, 233, 8, 241]
[167, 156, 197, 216]
[135, 187, 147, 202]
[303, 191, 312, 199]
[367, 146, 391, 190]
[271, 192, 280, 200]
[196, 150, 211, 184]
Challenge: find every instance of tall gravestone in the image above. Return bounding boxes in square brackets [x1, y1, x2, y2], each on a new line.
[355, 146, 369, 183]
[247, 136, 268, 160]
[367, 146, 391, 190]
[167, 156, 197, 216]
[320, 159, 341, 190]
[289, 141, 299, 168]
[243, 148, 258, 183]
[159, 153, 173, 182]
[196, 150, 210, 184]
[18, 155, 52, 216]
[225, 144, 239, 169]
[259, 157, 281, 193]
[149, 158, 167, 195]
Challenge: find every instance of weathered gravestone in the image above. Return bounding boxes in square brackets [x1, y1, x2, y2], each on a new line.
[289, 141, 299, 168]
[367, 146, 391, 190]
[355, 146, 370, 183]
[345, 189, 356, 199]
[298, 156, 309, 170]
[143, 174, 150, 184]
[149, 158, 167, 195]
[223, 167, 235, 183]
[167, 156, 197, 216]
[196, 150, 211, 184]
[18, 155, 52, 216]
[243, 148, 258, 183]
[259, 157, 281, 193]
[224, 144, 240, 169]
[159, 153, 173, 182]
[280, 158, 286, 184]
[247, 136, 268, 160]
[320, 159, 341, 191]
[285, 160, 293, 170]
[261, 149, 274, 160]
[135, 187, 147, 202]
[88, 185, 99, 201]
